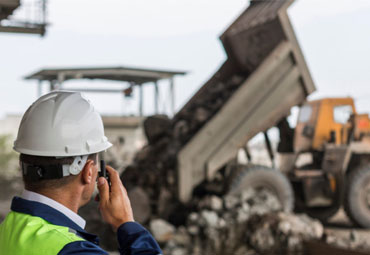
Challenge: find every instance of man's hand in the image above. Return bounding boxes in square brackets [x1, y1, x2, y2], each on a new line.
[97, 166, 134, 231]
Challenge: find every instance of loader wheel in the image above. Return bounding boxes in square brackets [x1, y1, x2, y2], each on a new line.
[228, 165, 294, 212]
[344, 165, 370, 228]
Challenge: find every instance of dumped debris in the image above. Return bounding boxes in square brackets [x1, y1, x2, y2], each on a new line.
[150, 219, 176, 243]
[158, 188, 324, 255]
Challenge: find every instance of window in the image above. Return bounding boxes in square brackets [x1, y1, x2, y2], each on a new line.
[334, 105, 353, 124]
[298, 105, 312, 123]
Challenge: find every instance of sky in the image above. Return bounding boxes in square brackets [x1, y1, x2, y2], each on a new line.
[0, 0, 370, 120]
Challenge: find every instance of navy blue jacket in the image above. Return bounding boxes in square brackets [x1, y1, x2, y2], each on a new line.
[10, 197, 162, 255]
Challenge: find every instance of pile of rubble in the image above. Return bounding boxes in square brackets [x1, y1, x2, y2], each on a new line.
[149, 188, 324, 255]
[80, 184, 370, 254]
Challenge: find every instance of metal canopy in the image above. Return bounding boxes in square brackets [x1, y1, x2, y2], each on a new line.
[25, 66, 187, 85]
[25, 66, 187, 116]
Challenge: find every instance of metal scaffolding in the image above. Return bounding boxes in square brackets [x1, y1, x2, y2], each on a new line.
[0, 0, 47, 36]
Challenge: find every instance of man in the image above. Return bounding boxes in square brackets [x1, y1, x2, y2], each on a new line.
[0, 91, 162, 255]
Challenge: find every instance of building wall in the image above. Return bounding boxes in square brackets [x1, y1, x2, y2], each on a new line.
[100, 116, 146, 172]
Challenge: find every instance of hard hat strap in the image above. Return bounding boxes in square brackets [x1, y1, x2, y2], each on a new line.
[21, 155, 89, 181]
[21, 162, 64, 181]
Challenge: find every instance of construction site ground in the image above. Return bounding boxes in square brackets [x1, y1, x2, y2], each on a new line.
[327, 209, 370, 248]
[0, 173, 370, 254]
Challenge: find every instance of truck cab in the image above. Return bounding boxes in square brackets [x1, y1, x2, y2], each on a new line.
[294, 98, 356, 153]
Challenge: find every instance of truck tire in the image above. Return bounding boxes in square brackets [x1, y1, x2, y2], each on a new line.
[228, 165, 294, 212]
[344, 165, 370, 228]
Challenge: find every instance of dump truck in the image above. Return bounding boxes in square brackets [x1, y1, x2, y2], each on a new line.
[122, 0, 370, 228]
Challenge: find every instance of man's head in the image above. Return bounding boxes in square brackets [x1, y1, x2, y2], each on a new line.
[20, 153, 99, 206]
[14, 91, 112, 206]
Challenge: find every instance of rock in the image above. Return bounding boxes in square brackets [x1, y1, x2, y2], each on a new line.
[173, 120, 189, 140]
[210, 196, 223, 211]
[234, 246, 254, 255]
[157, 187, 173, 218]
[200, 210, 219, 228]
[187, 225, 199, 235]
[277, 213, 323, 239]
[224, 195, 239, 210]
[133, 145, 152, 162]
[194, 107, 211, 123]
[241, 188, 256, 202]
[217, 218, 226, 228]
[246, 212, 324, 253]
[172, 248, 187, 255]
[150, 219, 175, 243]
[237, 209, 249, 223]
[241, 202, 250, 212]
[188, 212, 199, 223]
[172, 226, 190, 246]
[249, 224, 276, 253]
[143, 115, 171, 144]
[128, 187, 151, 224]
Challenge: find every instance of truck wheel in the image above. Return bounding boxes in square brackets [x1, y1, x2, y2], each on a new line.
[344, 165, 370, 228]
[228, 165, 294, 212]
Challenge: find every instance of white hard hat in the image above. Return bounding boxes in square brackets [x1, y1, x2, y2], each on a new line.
[14, 91, 112, 157]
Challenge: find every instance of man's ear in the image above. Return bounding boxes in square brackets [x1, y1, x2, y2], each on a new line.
[81, 160, 95, 184]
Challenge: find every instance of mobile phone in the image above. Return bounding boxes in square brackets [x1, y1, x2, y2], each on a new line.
[99, 160, 111, 188]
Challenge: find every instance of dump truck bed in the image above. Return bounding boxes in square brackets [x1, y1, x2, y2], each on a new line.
[177, 0, 316, 202]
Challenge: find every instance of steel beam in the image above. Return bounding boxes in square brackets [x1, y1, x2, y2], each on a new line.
[0, 25, 45, 36]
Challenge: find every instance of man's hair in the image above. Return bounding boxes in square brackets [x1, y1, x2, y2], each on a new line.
[20, 153, 98, 193]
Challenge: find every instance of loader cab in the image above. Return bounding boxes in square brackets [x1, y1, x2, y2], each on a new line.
[294, 98, 356, 152]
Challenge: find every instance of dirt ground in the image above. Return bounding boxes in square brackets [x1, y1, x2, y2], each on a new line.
[326, 208, 370, 246]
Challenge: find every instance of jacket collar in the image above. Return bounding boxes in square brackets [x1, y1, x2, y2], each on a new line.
[21, 189, 86, 229]
[11, 196, 99, 244]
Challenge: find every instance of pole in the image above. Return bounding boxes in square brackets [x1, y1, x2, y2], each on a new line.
[154, 81, 159, 114]
[57, 72, 65, 90]
[139, 84, 143, 117]
[170, 77, 175, 115]
[49, 80, 55, 91]
[264, 131, 275, 168]
[37, 80, 42, 97]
